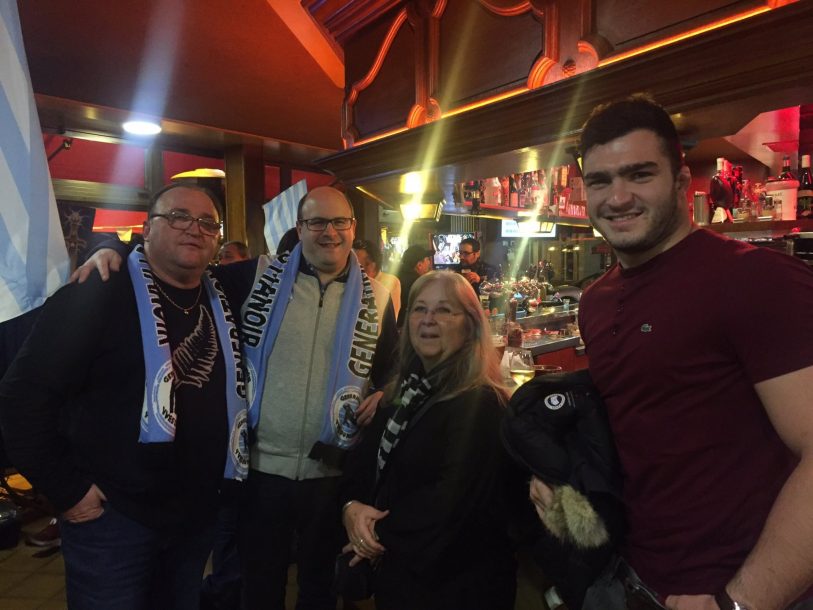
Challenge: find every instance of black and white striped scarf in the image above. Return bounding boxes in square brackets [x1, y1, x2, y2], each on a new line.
[376, 369, 434, 480]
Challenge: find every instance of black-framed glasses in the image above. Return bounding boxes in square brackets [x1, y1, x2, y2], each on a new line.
[298, 217, 355, 232]
[458, 249, 475, 256]
[150, 211, 222, 236]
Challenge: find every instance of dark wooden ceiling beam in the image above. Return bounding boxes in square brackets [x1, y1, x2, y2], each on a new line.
[302, 0, 404, 43]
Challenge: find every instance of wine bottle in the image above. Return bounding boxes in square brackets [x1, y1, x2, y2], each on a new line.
[517, 173, 527, 208]
[509, 175, 519, 208]
[559, 165, 571, 213]
[529, 171, 541, 210]
[779, 155, 796, 181]
[798, 154, 813, 219]
[471, 180, 482, 214]
[709, 157, 734, 222]
[731, 165, 743, 208]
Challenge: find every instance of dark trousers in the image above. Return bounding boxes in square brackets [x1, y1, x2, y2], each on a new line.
[239, 471, 343, 610]
[374, 555, 516, 610]
[201, 500, 242, 610]
[60, 503, 215, 610]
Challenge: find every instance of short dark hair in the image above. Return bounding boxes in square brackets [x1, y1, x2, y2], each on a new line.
[222, 240, 249, 258]
[149, 183, 223, 219]
[353, 239, 382, 267]
[459, 237, 481, 253]
[578, 93, 683, 177]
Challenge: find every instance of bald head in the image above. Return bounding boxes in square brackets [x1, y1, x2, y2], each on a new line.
[296, 186, 354, 221]
[295, 186, 357, 283]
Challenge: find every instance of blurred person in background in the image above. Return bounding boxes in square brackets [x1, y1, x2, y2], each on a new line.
[354, 239, 402, 322]
[275, 227, 300, 255]
[395, 245, 433, 325]
[218, 240, 249, 265]
[458, 237, 497, 295]
[340, 271, 516, 610]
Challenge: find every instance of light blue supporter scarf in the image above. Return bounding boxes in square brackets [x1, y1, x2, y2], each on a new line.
[241, 243, 378, 452]
[127, 245, 249, 481]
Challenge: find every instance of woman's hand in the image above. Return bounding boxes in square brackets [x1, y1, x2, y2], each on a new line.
[69, 249, 122, 283]
[343, 501, 388, 560]
[529, 475, 554, 521]
[356, 391, 383, 427]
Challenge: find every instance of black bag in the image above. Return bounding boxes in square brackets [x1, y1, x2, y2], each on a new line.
[332, 551, 375, 600]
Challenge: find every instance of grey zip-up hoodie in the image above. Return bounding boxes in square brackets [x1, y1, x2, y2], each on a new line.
[247, 254, 393, 480]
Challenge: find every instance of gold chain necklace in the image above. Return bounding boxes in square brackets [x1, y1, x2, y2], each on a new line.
[154, 281, 202, 315]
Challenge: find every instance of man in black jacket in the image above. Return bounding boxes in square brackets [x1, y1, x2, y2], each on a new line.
[458, 237, 498, 295]
[0, 184, 245, 610]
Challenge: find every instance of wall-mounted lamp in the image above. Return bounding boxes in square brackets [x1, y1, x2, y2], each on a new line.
[123, 120, 162, 136]
[516, 216, 556, 235]
[400, 200, 444, 221]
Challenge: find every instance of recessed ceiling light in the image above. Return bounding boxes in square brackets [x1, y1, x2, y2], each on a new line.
[122, 120, 162, 136]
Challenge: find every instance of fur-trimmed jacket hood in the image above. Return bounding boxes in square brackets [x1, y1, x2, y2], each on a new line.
[502, 369, 626, 609]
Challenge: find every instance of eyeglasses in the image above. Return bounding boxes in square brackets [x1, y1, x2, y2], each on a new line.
[409, 304, 464, 323]
[458, 250, 475, 256]
[298, 217, 355, 232]
[150, 211, 222, 236]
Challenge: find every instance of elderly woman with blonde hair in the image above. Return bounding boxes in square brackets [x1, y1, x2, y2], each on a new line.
[339, 270, 516, 610]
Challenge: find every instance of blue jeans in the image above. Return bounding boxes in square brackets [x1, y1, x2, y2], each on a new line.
[60, 503, 215, 610]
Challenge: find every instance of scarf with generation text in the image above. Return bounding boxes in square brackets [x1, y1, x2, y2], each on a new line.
[128, 245, 249, 480]
[241, 243, 378, 455]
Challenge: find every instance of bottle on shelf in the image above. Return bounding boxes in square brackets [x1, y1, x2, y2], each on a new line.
[779, 155, 796, 181]
[709, 157, 734, 222]
[731, 165, 743, 208]
[766, 155, 800, 220]
[798, 154, 813, 220]
[558, 165, 570, 213]
[508, 175, 519, 208]
[516, 173, 527, 208]
[484, 177, 502, 206]
[528, 171, 542, 210]
[470, 180, 482, 214]
[739, 180, 757, 221]
[500, 176, 510, 207]
[504, 297, 523, 348]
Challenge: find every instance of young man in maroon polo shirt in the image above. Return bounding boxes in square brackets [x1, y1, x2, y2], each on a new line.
[530, 95, 813, 610]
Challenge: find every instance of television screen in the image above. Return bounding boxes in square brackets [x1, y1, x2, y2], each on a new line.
[431, 232, 478, 269]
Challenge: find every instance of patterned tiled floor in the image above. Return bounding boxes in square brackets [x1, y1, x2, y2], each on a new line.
[0, 515, 67, 610]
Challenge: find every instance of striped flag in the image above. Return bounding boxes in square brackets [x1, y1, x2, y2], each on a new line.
[0, 0, 68, 324]
[263, 179, 306, 253]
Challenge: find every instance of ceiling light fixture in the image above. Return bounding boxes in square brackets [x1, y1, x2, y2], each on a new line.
[122, 120, 162, 136]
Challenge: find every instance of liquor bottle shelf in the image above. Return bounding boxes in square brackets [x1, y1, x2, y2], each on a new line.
[704, 219, 813, 237]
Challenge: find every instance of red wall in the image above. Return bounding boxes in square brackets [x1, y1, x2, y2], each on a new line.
[45, 135, 146, 187]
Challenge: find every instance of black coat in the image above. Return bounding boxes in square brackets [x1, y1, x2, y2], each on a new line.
[501, 369, 626, 610]
[341, 385, 516, 610]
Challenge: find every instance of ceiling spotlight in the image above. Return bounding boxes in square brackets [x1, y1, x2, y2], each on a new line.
[122, 120, 162, 136]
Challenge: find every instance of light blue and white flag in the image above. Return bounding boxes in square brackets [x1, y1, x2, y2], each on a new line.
[263, 179, 306, 253]
[0, 1, 69, 324]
